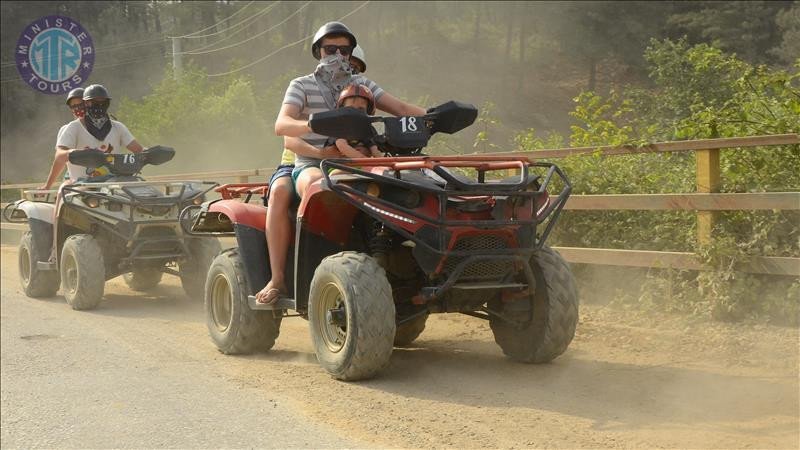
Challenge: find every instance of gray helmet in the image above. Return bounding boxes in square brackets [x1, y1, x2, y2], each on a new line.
[65, 87, 84, 105]
[83, 84, 111, 101]
[311, 21, 356, 60]
[351, 45, 366, 73]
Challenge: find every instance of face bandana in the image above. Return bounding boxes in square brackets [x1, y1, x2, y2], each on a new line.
[314, 53, 354, 109]
[84, 102, 112, 141]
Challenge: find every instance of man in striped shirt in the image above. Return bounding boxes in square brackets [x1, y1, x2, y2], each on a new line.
[255, 21, 426, 305]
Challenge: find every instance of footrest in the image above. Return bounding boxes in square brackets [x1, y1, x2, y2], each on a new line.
[247, 295, 296, 311]
[36, 261, 57, 271]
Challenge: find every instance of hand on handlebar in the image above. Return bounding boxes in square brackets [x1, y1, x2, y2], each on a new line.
[319, 144, 343, 159]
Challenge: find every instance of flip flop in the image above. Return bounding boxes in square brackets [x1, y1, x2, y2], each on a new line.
[256, 287, 283, 305]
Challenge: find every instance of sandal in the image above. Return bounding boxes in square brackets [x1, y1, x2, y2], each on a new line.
[256, 287, 283, 305]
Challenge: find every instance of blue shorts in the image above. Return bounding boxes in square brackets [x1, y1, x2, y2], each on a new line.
[263, 164, 295, 206]
[269, 164, 295, 186]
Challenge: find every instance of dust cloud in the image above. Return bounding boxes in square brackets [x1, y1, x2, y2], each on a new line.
[1, 3, 585, 185]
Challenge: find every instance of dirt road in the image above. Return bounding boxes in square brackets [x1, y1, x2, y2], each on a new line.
[1, 244, 798, 448]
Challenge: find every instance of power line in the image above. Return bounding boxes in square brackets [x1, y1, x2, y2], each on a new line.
[180, 1, 279, 43]
[183, 1, 282, 53]
[177, 1, 312, 56]
[168, 1, 256, 39]
[0, 36, 168, 68]
[96, 37, 168, 53]
[93, 53, 169, 70]
[207, 0, 371, 78]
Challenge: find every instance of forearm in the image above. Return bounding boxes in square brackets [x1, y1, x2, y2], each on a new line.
[127, 140, 144, 153]
[376, 93, 427, 117]
[335, 139, 365, 159]
[398, 104, 427, 116]
[275, 116, 311, 137]
[44, 149, 70, 188]
[285, 137, 340, 159]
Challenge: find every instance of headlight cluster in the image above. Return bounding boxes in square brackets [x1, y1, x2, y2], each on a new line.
[351, 181, 422, 209]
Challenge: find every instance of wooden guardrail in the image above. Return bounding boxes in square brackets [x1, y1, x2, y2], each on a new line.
[2, 134, 798, 275]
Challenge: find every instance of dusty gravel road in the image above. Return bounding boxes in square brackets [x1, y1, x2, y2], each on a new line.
[1, 244, 798, 448]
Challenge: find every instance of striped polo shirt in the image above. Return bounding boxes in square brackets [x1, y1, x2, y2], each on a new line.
[282, 73, 384, 167]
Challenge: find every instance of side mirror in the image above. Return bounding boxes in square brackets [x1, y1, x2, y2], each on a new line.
[68, 148, 108, 168]
[428, 101, 478, 134]
[309, 107, 375, 142]
[143, 145, 175, 165]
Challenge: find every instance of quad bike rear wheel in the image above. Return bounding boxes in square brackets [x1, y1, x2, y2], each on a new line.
[308, 251, 395, 381]
[394, 314, 428, 347]
[181, 238, 222, 300]
[60, 234, 105, 311]
[490, 245, 578, 363]
[123, 268, 163, 291]
[205, 249, 282, 354]
[19, 231, 60, 298]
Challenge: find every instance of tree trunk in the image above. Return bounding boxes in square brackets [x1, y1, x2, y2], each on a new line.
[473, 3, 482, 41]
[504, 7, 513, 66]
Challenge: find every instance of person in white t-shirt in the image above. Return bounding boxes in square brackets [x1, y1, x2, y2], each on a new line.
[41, 88, 86, 189]
[41, 84, 143, 189]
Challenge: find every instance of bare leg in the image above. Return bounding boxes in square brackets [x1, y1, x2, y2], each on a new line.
[295, 167, 324, 199]
[255, 177, 292, 303]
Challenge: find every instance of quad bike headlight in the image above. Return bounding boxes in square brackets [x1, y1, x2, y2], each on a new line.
[84, 196, 100, 208]
[106, 201, 123, 212]
[191, 195, 205, 206]
[366, 183, 380, 197]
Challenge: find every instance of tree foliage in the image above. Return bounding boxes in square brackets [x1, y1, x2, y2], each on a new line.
[517, 39, 799, 324]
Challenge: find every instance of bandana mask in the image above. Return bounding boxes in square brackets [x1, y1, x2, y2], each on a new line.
[71, 105, 85, 119]
[314, 53, 354, 107]
[84, 102, 112, 141]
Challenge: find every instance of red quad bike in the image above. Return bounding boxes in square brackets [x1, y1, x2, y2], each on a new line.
[185, 101, 577, 381]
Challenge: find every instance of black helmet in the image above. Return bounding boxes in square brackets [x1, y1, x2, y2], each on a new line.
[66, 88, 84, 105]
[83, 84, 111, 101]
[311, 21, 356, 60]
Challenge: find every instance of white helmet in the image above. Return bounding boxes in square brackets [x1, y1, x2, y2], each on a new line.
[351, 45, 367, 73]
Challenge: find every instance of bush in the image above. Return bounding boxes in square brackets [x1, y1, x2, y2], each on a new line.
[516, 38, 799, 324]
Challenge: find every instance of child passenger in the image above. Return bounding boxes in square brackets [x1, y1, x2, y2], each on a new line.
[331, 83, 382, 158]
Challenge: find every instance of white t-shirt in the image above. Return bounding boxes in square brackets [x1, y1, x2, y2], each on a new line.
[56, 119, 136, 180]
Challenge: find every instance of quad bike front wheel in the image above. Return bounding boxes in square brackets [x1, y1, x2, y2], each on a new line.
[123, 268, 163, 291]
[205, 249, 282, 354]
[60, 234, 105, 311]
[19, 231, 60, 298]
[308, 251, 395, 381]
[490, 245, 579, 363]
[180, 237, 222, 300]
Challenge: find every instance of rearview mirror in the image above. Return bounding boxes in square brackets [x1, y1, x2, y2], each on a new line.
[428, 101, 478, 134]
[143, 145, 175, 165]
[309, 107, 375, 142]
[68, 148, 107, 168]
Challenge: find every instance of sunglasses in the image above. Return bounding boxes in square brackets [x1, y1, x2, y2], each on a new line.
[321, 44, 353, 56]
[68, 103, 84, 111]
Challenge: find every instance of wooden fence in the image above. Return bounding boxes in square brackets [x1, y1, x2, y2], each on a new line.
[2, 134, 798, 276]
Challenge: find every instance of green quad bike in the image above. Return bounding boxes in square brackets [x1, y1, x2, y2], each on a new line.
[187, 102, 578, 380]
[6, 146, 221, 310]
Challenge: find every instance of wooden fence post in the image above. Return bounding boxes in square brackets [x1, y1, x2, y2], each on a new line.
[696, 148, 721, 246]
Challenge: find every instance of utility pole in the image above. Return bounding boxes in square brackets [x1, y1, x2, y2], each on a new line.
[172, 37, 183, 79]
